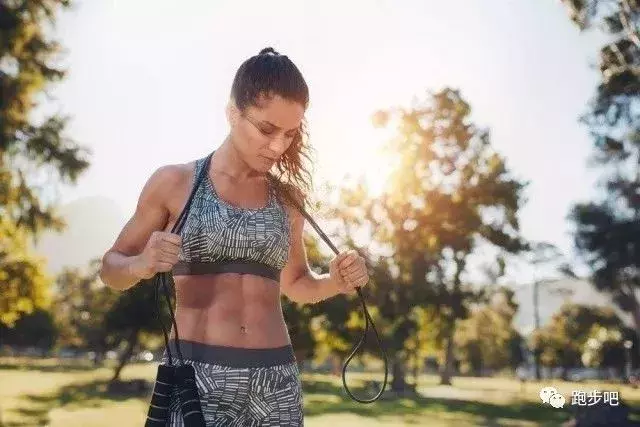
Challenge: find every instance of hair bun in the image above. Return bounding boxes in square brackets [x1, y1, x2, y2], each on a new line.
[259, 47, 279, 55]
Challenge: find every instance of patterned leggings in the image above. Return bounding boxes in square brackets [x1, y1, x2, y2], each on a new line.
[160, 340, 304, 427]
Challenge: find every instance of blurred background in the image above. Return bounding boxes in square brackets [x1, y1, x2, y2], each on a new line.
[2, 0, 640, 426]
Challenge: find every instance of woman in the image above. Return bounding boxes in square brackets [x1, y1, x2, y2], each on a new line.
[99, 47, 369, 426]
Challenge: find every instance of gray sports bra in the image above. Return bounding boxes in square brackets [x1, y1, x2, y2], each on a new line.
[172, 153, 291, 281]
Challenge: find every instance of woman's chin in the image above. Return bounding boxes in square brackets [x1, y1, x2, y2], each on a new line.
[255, 157, 274, 173]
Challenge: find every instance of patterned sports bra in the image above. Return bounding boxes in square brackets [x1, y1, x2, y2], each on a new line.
[172, 153, 291, 282]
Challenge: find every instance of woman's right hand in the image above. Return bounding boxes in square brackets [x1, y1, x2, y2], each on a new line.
[100, 164, 191, 291]
[131, 231, 182, 280]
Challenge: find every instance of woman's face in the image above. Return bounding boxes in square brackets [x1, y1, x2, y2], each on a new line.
[229, 93, 305, 173]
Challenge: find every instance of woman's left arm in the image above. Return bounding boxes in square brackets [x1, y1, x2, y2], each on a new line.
[280, 206, 369, 304]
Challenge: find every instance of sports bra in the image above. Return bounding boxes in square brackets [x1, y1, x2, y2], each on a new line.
[172, 153, 291, 281]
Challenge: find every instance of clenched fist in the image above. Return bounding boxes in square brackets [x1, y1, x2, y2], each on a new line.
[131, 231, 182, 280]
[329, 249, 369, 296]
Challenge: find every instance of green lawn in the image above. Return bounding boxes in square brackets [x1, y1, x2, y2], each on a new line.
[1, 358, 639, 427]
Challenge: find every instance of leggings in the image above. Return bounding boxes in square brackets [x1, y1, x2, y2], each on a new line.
[161, 340, 304, 426]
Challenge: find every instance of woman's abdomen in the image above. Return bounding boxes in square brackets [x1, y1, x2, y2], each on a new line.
[170, 273, 290, 348]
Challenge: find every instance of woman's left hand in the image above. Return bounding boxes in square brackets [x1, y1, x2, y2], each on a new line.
[329, 249, 369, 295]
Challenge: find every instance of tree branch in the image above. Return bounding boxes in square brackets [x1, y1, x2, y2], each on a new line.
[619, 0, 640, 48]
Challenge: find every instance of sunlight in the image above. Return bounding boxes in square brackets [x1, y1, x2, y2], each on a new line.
[311, 108, 395, 198]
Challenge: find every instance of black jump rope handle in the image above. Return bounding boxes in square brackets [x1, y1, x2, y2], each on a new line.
[144, 364, 174, 425]
[144, 289, 206, 427]
[144, 364, 205, 427]
[175, 365, 206, 426]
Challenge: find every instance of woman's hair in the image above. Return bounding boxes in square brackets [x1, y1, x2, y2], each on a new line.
[230, 47, 313, 211]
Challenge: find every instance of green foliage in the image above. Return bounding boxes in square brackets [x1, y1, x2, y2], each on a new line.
[562, 1, 640, 330]
[530, 303, 625, 369]
[455, 287, 522, 375]
[570, 205, 640, 311]
[53, 260, 117, 351]
[581, 325, 625, 368]
[372, 88, 527, 315]
[52, 258, 180, 377]
[561, 0, 639, 141]
[1, 1, 90, 328]
[0, 217, 50, 327]
[1, 0, 89, 234]
[0, 307, 57, 349]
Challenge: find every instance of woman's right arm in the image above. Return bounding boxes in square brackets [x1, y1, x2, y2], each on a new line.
[99, 165, 184, 291]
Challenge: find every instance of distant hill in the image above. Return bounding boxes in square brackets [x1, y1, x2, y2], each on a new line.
[33, 196, 127, 274]
[511, 277, 633, 334]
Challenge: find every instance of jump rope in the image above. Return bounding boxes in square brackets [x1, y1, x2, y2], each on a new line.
[145, 152, 388, 426]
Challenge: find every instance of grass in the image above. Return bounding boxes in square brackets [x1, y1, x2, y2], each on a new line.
[1, 357, 639, 426]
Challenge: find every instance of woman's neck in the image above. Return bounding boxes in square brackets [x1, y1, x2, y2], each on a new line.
[211, 136, 263, 182]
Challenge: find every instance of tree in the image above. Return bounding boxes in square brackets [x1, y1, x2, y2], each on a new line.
[455, 286, 522, 376]
[103, 279, 168, 382]
[53, 260, 117, 361]
[524, 241, 577, 380]
[530, 303, 624, 379]
[562, 1, 640, 345]
[1, 1, 89, 324]
[561, 0, 638, 149]
[570, 205, 640, 344]
[371, 88, 527, 385]
[0, 217, 50, 327]
[321, 89, 527, 390]
[581, 325, 626, 371]
[53, 259, 181, 382]
[0, 308, 57, 351]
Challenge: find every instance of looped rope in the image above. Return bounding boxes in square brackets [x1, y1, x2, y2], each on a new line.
[288, 200, 389, 403]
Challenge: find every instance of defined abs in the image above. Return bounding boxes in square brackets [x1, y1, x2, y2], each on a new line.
[171, 273, 290, 348]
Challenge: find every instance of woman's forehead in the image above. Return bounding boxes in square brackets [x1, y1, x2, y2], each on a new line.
[248, 94, 305, 129]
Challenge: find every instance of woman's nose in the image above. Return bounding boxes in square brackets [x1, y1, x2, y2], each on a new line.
[267, 135, 288, 154]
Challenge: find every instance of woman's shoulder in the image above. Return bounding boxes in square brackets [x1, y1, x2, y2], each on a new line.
[145, 159, 199, 193]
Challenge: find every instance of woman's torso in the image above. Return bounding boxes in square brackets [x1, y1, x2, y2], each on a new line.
[162, 154, 293, 349]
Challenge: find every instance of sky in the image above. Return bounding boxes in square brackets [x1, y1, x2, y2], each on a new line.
[50, 0, 607, 283]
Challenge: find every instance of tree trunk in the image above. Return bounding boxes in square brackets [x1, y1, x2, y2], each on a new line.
[93, 350, 106, 368]
[561, 365, 569, 381]
[294, 349, 306, 373]
[93, 342, 106, 367]
[533, 280, 542, 381]
[412, 345, 420, 387]
[111, 329, 139, 383]
[440, 256, 465, 385]
[391, 354, 408, 392]
[440, 320, 456, 385]
[473, 361, 482, 377]
[331, 354, 341, 376]
[624, 289, 640, 357]
[632, 304, 640, 352]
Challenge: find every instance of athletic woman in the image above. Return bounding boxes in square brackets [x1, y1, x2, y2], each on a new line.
[99, 47, 369, 426]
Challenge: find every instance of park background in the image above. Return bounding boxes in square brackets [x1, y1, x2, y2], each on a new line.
[2, 0, 640, 425]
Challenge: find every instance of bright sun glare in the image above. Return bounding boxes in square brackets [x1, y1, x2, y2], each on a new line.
[309, 107, 395, 199]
